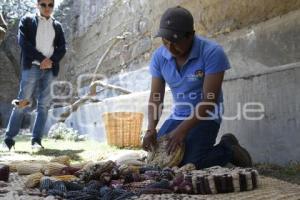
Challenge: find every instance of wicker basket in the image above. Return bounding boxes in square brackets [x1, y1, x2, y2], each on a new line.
[102, 112, 144, 148]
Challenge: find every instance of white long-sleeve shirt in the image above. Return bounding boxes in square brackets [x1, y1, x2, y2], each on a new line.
[33, 14, 55, 65]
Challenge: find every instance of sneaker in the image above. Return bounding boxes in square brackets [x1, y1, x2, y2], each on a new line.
[221, 133, 253, 167]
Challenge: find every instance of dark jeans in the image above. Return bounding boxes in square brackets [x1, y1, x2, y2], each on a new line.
[157, 119, 233, 169]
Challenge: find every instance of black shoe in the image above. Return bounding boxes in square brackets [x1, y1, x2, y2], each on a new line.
[4, 138, 15, 151]
[220, 133, 239, 146]
[31, 138, 44, 149]
[221, 133, 253, 167]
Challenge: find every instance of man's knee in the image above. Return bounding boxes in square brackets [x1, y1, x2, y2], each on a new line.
[12, 99, 31, 109]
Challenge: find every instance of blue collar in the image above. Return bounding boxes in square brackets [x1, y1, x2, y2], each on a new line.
[161, 36, 201, 61]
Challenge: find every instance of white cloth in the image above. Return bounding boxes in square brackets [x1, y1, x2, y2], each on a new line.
[33, 14, 55, 65]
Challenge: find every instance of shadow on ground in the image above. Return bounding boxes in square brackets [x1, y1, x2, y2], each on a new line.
[34, 149, 84, 161]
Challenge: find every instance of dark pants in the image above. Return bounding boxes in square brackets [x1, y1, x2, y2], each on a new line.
[157, 119, 233, 169]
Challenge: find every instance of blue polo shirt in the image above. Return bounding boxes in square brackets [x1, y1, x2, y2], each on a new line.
[149, 35, 230, 123]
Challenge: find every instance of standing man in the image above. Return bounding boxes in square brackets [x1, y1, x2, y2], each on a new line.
[143, 6, 252, 169]
[2, 0, 66, 150]
[0, 12, 7, 43]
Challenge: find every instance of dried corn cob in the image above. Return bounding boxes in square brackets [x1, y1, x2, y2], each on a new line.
[168, 144, 185, 167]
[70, 161, 90, 169]
[174, 163, 196, 174]
[63, 181, 84, 191]
[80, 161, 94, 171]
[40, 177, 54, 192]
[147, 136, 184, 168]
[24, 172, 43, 188]
[50, 156, 71, 166]
[43, 162, 67, 176]
[30, 160, 49, 165]
[79, 160, 116, 182]
[16, 162, 44, 175]
[74, 162, 94, 177]
[60, 166, 81, 175]
[52, 175, 78, 181]
[10, 160, 48, 173]
[8, 161, 22, 172]
[47, 189, 65, 197]
[53, 181, 67, 192]
[0, 164, 9, 182]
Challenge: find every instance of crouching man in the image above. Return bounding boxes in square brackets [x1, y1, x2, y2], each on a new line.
[143, 6, 252, 169]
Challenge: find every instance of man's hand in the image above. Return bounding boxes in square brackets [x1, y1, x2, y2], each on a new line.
[167, 128, 187, 155]
[142, 129, 157, 152]
[40, 58, 53, 69]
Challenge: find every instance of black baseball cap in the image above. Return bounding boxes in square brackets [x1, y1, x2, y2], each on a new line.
[155, 6, 194, 42]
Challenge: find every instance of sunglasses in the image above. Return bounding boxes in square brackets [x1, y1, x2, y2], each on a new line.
[39, 3, 54, 8]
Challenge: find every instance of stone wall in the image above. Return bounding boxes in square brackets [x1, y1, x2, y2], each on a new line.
[58, 0, 300, 89]
[1, 0, 300, 101]
[1, 0, 300, 160]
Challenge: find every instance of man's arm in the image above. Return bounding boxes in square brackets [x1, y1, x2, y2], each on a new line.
[148, 77, 166, 130]
[142, 77, 165, 151]
[18, 16, 46, 62]
[167, 71, 225, 154]
[50, 23, 66, 63]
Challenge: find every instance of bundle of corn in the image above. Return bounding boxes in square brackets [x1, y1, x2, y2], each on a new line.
[24, 172, 44, 188]
[52, 175, 79, 181]
[181, 166, 260, 194]
[147, 136, 184, 168]
[43, 162, 67, 176]
[16, 162, 44, 175]
[78, 160, 116, 182]
[50, 155, 71, 166]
